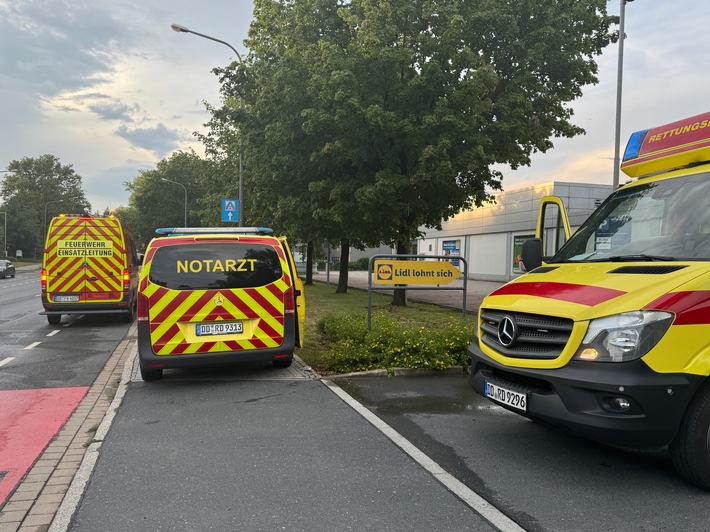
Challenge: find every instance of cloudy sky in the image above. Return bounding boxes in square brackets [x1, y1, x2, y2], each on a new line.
[1, 1, 709, 213]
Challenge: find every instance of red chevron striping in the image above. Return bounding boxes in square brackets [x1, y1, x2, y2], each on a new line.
[490, 282, 626, 307]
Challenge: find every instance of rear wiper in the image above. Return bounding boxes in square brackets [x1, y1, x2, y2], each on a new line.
[589, 253, 678, 262]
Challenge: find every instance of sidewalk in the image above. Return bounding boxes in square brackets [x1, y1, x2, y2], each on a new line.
[315, 269, 504, 313]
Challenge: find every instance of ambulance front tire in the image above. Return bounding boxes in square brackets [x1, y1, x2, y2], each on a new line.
[140, 364, 163, 381]
[670, 383, 710, 491]
[47, 314, 61, 325]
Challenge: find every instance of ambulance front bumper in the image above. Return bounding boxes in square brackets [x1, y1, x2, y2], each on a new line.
[468, 340, 703, 448]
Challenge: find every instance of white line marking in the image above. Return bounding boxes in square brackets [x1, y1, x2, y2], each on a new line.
[47, 329, 60, 337]
[24, 341, 41, 350]
[0, 357, 15, 367]
[322, 379, 525, 532]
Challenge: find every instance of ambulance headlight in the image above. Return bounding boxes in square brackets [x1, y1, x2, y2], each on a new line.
[573, 311, 673, 363]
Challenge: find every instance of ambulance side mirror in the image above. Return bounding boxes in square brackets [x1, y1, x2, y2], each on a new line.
[520, 238, 543, 272]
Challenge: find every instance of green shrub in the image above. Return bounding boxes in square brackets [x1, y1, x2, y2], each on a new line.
[318, 311, 472, 373]
[346, 256, 371, 270]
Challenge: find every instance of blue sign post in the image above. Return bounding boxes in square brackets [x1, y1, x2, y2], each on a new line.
[221, 198, 239, 223]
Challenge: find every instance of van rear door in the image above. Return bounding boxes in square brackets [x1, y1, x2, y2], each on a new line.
[45, 216, 124, 302]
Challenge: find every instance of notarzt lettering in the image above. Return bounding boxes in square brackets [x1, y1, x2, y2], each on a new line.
[176, 259, 258, 273]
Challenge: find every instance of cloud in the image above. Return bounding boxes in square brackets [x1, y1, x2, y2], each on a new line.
[115, 123, 186, 156]
[89, 101, 138, 122]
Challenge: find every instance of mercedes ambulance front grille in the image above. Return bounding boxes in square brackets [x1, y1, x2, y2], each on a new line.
[480, 310, 573, 360]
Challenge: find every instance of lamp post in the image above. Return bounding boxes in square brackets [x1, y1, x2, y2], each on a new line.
[44, 199, 65, 240]
[171, 23, 245, 227]
[161, 178, 188, 227]
[612, 0, 635, 190]
[0, 212, 6, 258]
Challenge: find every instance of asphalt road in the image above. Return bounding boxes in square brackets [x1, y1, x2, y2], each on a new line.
[336, 373, 710, 532]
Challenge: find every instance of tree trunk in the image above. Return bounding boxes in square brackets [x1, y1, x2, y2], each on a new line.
[391, 240, 410, 306]
[336, 240, 350, 294]
[305, 241, 314, 285]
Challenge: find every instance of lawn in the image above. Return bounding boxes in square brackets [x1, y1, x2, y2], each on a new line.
[298, 280, 476, 374]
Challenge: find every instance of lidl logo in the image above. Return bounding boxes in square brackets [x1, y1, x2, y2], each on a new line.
[376, 263, 393, 282]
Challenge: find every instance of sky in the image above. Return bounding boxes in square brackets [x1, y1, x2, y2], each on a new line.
[1, 1, 709, 213]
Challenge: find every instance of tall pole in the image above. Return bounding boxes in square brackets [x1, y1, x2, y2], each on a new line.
[161, 178, 188, 226]
[44, 199, 65, 241]
[613, 0, 634, 190]
[0, 212, 6, 258]
[171, 23, 245, 227]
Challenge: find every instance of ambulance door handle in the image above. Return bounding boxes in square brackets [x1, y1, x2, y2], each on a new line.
[89, 276, 98, 281]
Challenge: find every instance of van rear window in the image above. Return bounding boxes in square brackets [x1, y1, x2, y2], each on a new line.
[148, 243, 282, 290]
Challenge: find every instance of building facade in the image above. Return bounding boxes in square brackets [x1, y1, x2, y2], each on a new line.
[416, 181, 612, 282]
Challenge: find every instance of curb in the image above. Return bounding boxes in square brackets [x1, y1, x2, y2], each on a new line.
[328, 366, 468, 379]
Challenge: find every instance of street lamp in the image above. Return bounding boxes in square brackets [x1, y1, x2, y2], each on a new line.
[612, 0, 635, 190]
[161, 178, 188, 226]
[171, 23, 245, 227]
[0, 212, 6, 258]
[44, 199, 65, 240]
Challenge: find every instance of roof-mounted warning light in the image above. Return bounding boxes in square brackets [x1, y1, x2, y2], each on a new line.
[621, 111, 710, 178]
[155, 227, 274, 237]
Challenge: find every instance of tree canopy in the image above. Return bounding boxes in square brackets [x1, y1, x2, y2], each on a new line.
[207, 0, 617, 299]
[0, 155, 90, 258]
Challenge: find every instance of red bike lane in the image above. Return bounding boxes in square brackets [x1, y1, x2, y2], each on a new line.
[0, 387, 89, 505]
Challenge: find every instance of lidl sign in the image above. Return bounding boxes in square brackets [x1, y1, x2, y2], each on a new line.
[373, 260, 461, 285]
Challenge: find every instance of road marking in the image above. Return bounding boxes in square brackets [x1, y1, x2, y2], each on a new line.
[322, 379, 526, 532]
[47, 330, 60, 337]
[24, 342, 41, 350]
[0, 357, 14, 368]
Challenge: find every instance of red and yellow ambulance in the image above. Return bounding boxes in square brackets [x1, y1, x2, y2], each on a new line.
[469, 111, 710, 490]
[41, 214, 139, 325]
[136, 227, 305, 381]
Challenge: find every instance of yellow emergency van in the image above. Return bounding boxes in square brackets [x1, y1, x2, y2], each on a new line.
[137, 227, 305, 381]
[41, 214, 139, 325]
[469, 110, 710, 490]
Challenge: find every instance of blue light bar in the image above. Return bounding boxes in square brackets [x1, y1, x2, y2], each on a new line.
[622, 129, 649, 162]
[155, 227, 274, 236]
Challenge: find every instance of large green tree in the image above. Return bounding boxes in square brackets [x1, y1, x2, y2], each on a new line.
[124, 150, 216, 249]
[210, 0, 617, 302]
[0, 155, 90, 258]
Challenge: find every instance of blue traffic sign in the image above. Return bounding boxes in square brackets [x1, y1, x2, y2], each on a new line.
[221, 198, 239, 223]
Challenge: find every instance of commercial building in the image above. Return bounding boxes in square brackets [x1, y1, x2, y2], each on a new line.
[416, 182, 612, 282]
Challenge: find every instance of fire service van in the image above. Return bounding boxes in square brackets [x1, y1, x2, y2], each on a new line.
[136, 227, 305, 381]
[40, 214, 139, 325]
[469, 110, 710, 490]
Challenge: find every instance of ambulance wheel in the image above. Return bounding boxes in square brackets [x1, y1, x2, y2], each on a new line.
[47, 314, 61, 325]
[273, 355, 293, 369]
[140, 365, 163, 381]
[670, 383, 710, 490]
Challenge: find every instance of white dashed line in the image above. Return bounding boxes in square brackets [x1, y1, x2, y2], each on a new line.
[24, 341, 41, 350]
[0, 357, 15, 367]
[47, 329, 61, 337]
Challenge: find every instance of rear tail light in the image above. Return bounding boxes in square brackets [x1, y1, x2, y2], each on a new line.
[123, 268, 130, 292]
[41, 269, 47, 294]
[284, 286, 295, 316]
[137, 292, 149, 323]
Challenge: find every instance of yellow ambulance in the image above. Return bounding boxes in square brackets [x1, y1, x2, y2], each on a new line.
[136, 227, 305, 381]
[41, 214, 139, 325]
[469, 110, 710, 490]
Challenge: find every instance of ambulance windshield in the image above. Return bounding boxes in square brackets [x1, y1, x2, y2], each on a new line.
[552, 172, 710, 262]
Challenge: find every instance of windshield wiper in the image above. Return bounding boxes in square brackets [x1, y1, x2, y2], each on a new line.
[602, 254, 676, 262]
